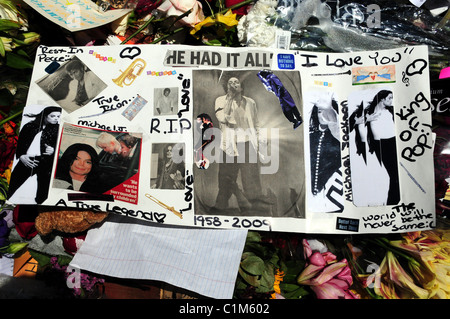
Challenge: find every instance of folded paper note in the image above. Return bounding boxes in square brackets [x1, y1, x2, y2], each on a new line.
[70, 217, 248, 299]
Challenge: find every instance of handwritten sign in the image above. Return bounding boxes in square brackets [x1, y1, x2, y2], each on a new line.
[7, 44, 435, 234]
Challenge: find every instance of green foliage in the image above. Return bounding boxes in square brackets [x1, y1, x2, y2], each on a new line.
[0, 2, 40, 68]
[196, 24, 240, 47]
[0, 241, 27, 255]
[279, 260, 309, 299]
[28, 248, 73, 269]
[234, 231, 286, 296]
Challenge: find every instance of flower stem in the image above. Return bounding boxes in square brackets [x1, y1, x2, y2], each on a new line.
[204, 0, 215, 18]
[369, 238, 421, 267]
[121, 15, 156, 44]
[122, 9, 192, 44]
[150, 26, 185, 44]
[121, 0, 255, 45]
[219, 0, 254, 15]
[0, 110, 22, 127]
[436, 7, 450, 29]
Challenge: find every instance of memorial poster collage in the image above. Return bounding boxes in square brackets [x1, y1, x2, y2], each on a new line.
[7, 44, 435, 234]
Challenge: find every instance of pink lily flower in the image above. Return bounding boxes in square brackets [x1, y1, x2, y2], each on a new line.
[298, 239, 359, 299]
[311, 278, 360, 299]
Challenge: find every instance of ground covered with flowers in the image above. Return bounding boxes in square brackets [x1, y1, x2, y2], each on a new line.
[1, 0, 450, 299]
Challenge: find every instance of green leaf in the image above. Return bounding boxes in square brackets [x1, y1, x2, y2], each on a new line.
[279, 283, 302, 292]
[0, 242, 28, 255]
[280, 283, 309, 299]
[0, 38, 5, 57]
[204, 38, 222, 46]
[256, 264, 275, 293]
[244, 242, 274, 258]
[57, 254, 73, 266]
[0, 19, 22, 32]
[234, 278, 248, 291]
[282, 260, 306, 283]
[238, 270, 260, 287]
[267, 253, 280, 268]
[28, 249, 52, 267]
[8, 242, 28, 254]
[245, 231, 261, 243]
[241, 254, 266, 276]
[14, 48, 30, 57]
[5, 51, 33, 69]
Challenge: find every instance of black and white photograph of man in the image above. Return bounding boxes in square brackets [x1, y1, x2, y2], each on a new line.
[7, 105, 62, 204]
[348, 87, 400, 207]
[154, 87, 178, 116]
[192, 69, 305, 218]
[304, 91, 343, 213]
[151, 143, 185, 190]
[36, 56, 107, 113]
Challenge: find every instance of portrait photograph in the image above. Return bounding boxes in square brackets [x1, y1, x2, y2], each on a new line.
[347, 87, 400, 207]
[303, 90, 344, 213]
[52, 124, 142, 199]
[7, 105, 62, 204]
[36, 56, 108, 113]
[192, 69, 305, 218]
[151, 142, 186, 190]
[153, 87, 178, 116]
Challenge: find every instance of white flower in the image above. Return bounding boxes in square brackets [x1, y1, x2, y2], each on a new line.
[0, 0, 28, 30]
[157, 0, 205, 27]
[307, 239, 329, 253]
[237, 0, 280, 47]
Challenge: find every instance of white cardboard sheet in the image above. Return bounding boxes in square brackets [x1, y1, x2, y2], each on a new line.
[7, 44, 435, 234]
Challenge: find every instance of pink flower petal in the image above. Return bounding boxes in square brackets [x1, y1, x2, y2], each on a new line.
[322, 251, 337, 264]
[309, 251, 326, 266]
[302, 239, 312, 259]
[311, 282, 346, 299]
[298, 264, 325, 284]
[336, 261, 353, 285]
[311, 261, 347, 286]
[327, 278, 350, 290]
[311, 279, 359, 299]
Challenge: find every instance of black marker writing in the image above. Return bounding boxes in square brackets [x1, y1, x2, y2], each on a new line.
[178, 74, 191, 118]
[368, 51, 401, 66]
[396, 92, 433, 162]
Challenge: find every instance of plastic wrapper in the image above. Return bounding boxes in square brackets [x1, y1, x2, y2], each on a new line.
[274, 0, 450, 76]
[432, 77, 450, 218]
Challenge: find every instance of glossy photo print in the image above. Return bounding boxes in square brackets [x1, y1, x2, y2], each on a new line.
[348, 87, 400, 207]
[303, 90, 344, 213]
[52, 124, 142, 204]
[36, 56, 107, 113]
[7, 105, 62, 204]
[192, 69, 305, 218]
